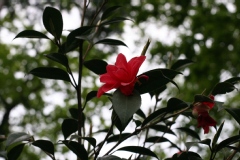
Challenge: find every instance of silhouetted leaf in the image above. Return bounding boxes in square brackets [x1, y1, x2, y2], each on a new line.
[150, 125, 176, 136]
[7, 143, 25, 160]
[116, 146, 159, 159]
[43, 7, 63, 40]
[146, 136, 170, 143]
[98, 155, 122, 160]
[172, 151, 202, 160]
[216, 135, 240, 152]
[84, 59, 107, 75]
[32, 140, 54, 156]
[211, 82, 236, 95]
[112, 89, 141, 129]
[45, 53, 69, 68]
[185, 139, 211, 151]
[167, 98, 188, 113]
[171, 59, 193, 70]
[62, 140, 88, 160]
[224, 77, 240, 85]
[83, 91, 98, 108]
[95, 38, 128, 47]
[14, 30, 50, 39]
[29, 67, 71, 82]
[177, 127, 200, 140]
[106, 133, 131, 143]
[212, 121, 225, 148]
[6, 132, 32, 149]
[225, 108, 240, 125]
[101, 6, 122, 20]
[135, 109, 146, 119]
[62, 119, 78, 139]
[100, 17, 132, 25]
[142, 108, 166, 127]
[112, 110, 132, 132]
[194, 95, 213, 103]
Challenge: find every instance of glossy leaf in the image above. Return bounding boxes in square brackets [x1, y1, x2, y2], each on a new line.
[43, 7, 63, 40]
[225, 108, 240, 125]
[150, 125, 176, 136]
[116, 146, 159, 160]
[171, 59, 193, 70]
[95, 38, 128, 47]
[62, 119, 78, 139]
[212, 121, 225, 148]
[14, 30, 50, 39]
[98, 155, 122, 160]
[101, 6, 122, 20]
[135, 69, 181, 94]
[100, 17, 132, 25]
[211, 82, 236, 95]
[177, 127, 200, 140]
[167, 98, 188, 113]
[142, 108, 166, 127]
[216, 135, 240, 152]
[6, 132, 32, 149]
[112, 89, 141, 129]
[62, 140, 88, 160]
[83, 59, 108, 75]
[106, 133, 131, 143]
[29, 67, 71, 82]
[7, 143, 25, 160]
[32, 140, 54, 156]
[45, 53, 69, 68]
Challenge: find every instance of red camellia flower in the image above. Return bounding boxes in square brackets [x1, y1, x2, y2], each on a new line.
[97, 53, 146, 98]
[192, 95, 216, 134]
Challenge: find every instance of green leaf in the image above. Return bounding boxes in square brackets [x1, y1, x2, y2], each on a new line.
[95, 38, 128, 47]
[225, 108, 240, 125]
[45, 53, 69, 68]
[14, 30, 50, 39]
[69, 135, 96, 148]
[224, 77, 240, 85]
[83, 59, 108, 75]
[100, 17, 132, 26]
[142, 108, 166, 127]
[135, 69, 181, 94]
[171, 59, 193, 70]
[211, 82, 236, 95]
[150, 125, 176, 136]
[62, 119, 78, 139]
[135, 109, 146, 119]
[98, 155, 122, 160]
[112, 107, 132, 132]
[146, 136, 171, 143]
[116, 146, 159, 160]
[106, 133, 131, 143]
[62, 140, 88, 160]
[32, 140, 54, 156]
[6, 132, 32, 149]
[216, 135, 240, 152]
[7, 143, 25, 160]
[83, 91, 98, 108]
[173, 151, 202, 160]
[212, 121, 225, 148]
[167, 98, 188, 113]
[177, 127, 200, 140]
[101, 6, 122, 20]
[29, 67, 71, 82]
[112, 89, 141, 129]
[69, 108, 78, 119]
[194, 94, 213, 103]
[42, 6, 63, 40]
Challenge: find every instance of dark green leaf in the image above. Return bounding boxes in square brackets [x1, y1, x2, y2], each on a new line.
[32, 140, 54, 155]
[0, 151, 7, 159]
[150, 125, 176, 136]
[100, 17, 132, 25]
[133, 119, 142, 127]
[185, 139, 211, 151]
[101, 6, 122, 20]
[98, 155, 122, 160]
[6, 132, 32, 149]
[142, 108, 166, 127]
[216, 135, 240, 152]
[62, 119, 78, 139]
[174, 151, 202, 160]
[211, 82, 236, 95]
[224, 77, 240, 85]
[7, 143, 25, 160]
[112, 89, 141, 129]
[69, 108, 78, 119]
[112, 107, 132, 132]
[43, 7, 63, 40]
[171, 59, 193, 70]
[225, 108, 240, 125]
[135, 109, 146, 119]
[83, 91, 98, 108]
[14, 30, 50, 39]
[146, 136, 170, 143]
[135, 69, 181, 94]
[29, 67, 71, 82]
[69, 135, 96, 148]
[84, 59, 108, 75]
[106, 133, 131, 143]
[62, 140, 88, 160]
[167, 98, 188, 113]
[194, 94, 213, 103]
[212, 121, 225, 148]
[116, 146, 159, 160]
[95, 39, 128, 47]
[45, 53, 69, 68]
[177, 127, 200, 140]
